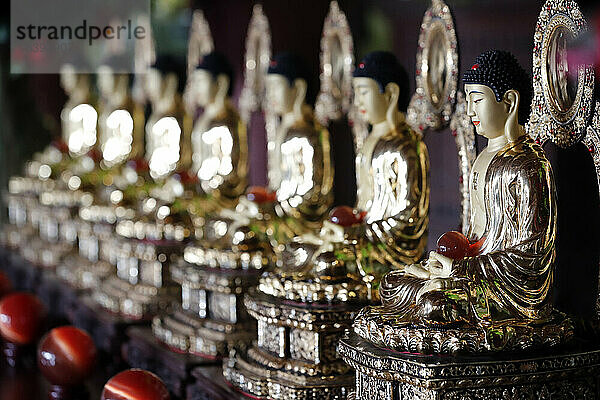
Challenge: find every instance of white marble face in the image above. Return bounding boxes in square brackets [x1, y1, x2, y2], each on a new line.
[96, 65, 115, 99]
[465, 83, 509, 140]
[352, 77, 388, 125]
[265, 74, 294, 115]
[190, 69, 218, 108]
[60, 64, 78, 94]
[144, 68, 163, 105]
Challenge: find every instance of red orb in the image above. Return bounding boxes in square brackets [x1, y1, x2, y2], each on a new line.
[0, 292, 46, 345]
[38, 326, 97, 386]
[436, 231, 471, 260]
[0, 272, 13, 298]
[246, 186, 277, 204]
[176, 171, 198, 186]
[329, 206, 366, 227]
[101, 369, 170, 400]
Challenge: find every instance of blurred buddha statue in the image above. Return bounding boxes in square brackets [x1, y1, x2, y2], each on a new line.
[202, 52, 333, 251]
[96, 65, 144, 170]
[187, 51, 247, 210]
[261, 51, 430, 301]
[59, 63, 98, 159]
[354, 51, 572, 353]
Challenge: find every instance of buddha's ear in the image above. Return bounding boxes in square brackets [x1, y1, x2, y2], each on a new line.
[293, 78, 307, 103]
[503, 89, 521, 141]
[503, 89, 520, 116]
[385, 82, 400, 130]
[162, 72, 178, 98]
[216, 73, 230, 100]
[384, 82, 400, 109]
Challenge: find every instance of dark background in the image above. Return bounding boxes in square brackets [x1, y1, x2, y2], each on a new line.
[0, 0, 599, 316]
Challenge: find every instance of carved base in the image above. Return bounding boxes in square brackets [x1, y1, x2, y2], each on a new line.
[223, 290, 363, 399]
[338, 330, 600, 400]
[92, 275, 180, 319]
[186, 365, 244, 400]
[123, 326, 215, 398]
[152, 305, 256, 359]
[56, 254, 112, 291]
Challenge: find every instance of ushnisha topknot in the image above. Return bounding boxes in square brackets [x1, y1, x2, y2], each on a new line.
[151, 54, 187, 92]
[353, 51, 410, 112]
[267, 52, 309, 86]
[196, 51, 234, 96]
[463, 50, 532, 124]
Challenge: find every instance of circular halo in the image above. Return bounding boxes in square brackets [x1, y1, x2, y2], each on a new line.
[529, 0, 594, 148]
[238, 4, 272, 123]
[407, 0, 458, 133]
[314, 1, 354, 126]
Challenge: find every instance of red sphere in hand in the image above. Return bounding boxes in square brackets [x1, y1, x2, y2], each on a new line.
[127, 158, 149, 173]
[0, 272, 13, 298]
[0, 292, 46, 345]
[38, 326, 97, 386]
[329, 206, 366, 227]
[247, 186, 277, 204]
[51, 139, 69, 154]
[436, 231, 470, 260]
[175, 170, 198, 186]
[102, 369, 170, 400]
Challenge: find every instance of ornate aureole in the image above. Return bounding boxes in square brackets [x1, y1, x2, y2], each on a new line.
[406, 0, 459, 133]
[315, 1, 355, 126]
[186, 10, 214, 75]
[528, 0, 594, 147]
[183, 10, 214, 114]
[238, 4, 271, 124]
[584, 101, 600, 314]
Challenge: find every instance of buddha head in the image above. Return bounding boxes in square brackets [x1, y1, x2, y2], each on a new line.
[265, 52, 310, 116]
[352, 51, 410, 127]
[60, 63, 90, 99]
[145, 54, 186, 107]
[463, 50, 532, 142]
[97, 65, 130, 103]
[189, 51, 233, 109]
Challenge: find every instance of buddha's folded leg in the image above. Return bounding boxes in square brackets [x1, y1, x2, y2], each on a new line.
[415, 290, 467, 326]
[379, 271, 427, 314]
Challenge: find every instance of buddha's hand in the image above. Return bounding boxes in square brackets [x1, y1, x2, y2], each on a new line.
[415, 277, 460, 303]
[425, 251, 453, 278]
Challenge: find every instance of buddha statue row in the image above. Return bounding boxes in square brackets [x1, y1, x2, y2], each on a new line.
[1, 13, 579, 399]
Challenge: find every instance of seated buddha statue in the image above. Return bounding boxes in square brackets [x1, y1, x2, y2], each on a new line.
[354, 50, 573, 353]
[200, 52, 333, 253]
[262, 51, 430, 300]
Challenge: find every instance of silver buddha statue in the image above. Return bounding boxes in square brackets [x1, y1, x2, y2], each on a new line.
[224, 51, 428, 400]
[354, 50, 573, 353]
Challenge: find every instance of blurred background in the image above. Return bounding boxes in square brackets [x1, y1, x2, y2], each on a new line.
[0, 0, 599, 315]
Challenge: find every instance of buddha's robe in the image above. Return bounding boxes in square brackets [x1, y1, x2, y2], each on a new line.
[353, 120, 430, 271]
[376, 135, 556, 327]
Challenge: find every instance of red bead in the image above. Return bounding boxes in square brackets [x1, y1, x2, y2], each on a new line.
[175, 170, 198, 185]
[51, 139, 69, 154]
[0, 272, 13, 299]
[436, 231, 470, 260]
[127, 158, 149, 173]
[246, 186, 277, 204]
[329, 206, 365, 227]
[0, 292, 46, 345]
[101, 369, 170, 400]
[38, 326, 97, 386]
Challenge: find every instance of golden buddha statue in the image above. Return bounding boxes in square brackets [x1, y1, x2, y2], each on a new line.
[262, 51, 430, 300]
[354, 50, 573, 353]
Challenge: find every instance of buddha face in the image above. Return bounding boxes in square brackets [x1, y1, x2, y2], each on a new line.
[191, 69, 218, 107]
[96, 65, 115, 99]
[465, 84, 509, 139]
[60, 64, 78, 94]
[144, 68, 163, 105]
[352, 77, 388, 125]
[265, 74, 294, 115]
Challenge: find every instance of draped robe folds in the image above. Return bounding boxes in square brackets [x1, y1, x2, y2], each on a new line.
[193, 106, 248, 208]
[375, 135, 557, 328]
[353, 121, 430, 272]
